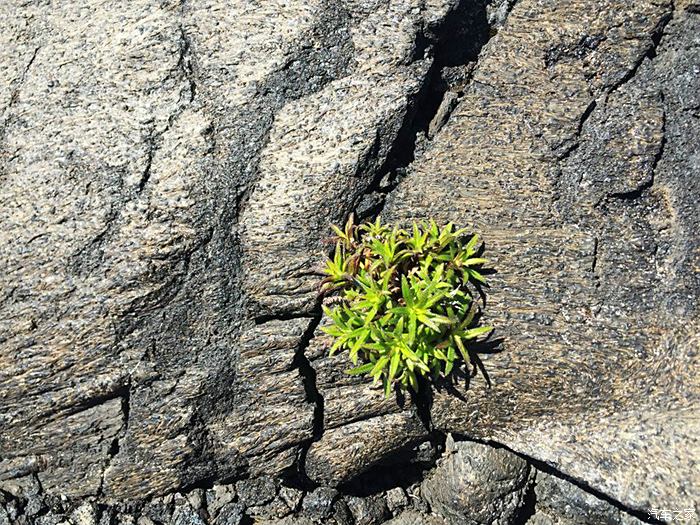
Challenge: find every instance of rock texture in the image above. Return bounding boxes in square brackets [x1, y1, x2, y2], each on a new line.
[384, 0, 700, 514]
[1, 438, 657, 525]
[1, 0, 698, 520]
[0, 0, 465, 502]
[420, 440, 531, 525]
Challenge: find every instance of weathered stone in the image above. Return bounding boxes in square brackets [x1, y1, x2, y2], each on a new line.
[185, 489, 204, 514]
[0, 506, 10, 525]
[420, 440, 530, 525]
[213, 503, 244, 525]
[0, 476, 40, 499]
[304, 322, 429, 485]
[304, 409, 428, 486]
[114, 513, 136, 525]
[301, 487, 338, 521]
[0, 0, 697, 517]
[257, 516, 316, 525]
[171, 501, 205, 525]
[248, 495, 294, 520]
[344, 495, 389, 525]
[332, 498, 354, 525]
[384, 0, 699, 514]
[382, 510, 447, 525]
[531, 471, 646, 525]
[141, 494, 174, 524]
[385, 487, 409, 515]
[278, 486, 304, 514]
[0, 0, 464, 502]
[35, 512, 66, 525]
[236, 476, 277, 508]
[24, 495, 44, 518]
[205, 485, 236, 520]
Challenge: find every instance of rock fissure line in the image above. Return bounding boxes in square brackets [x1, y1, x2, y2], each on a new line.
[98, 381, 131, 498]
[609, 7, 674, 95]
[0, 46, 40, 143]
[459, 434, 666, 524]
[291, 313, 325, 486]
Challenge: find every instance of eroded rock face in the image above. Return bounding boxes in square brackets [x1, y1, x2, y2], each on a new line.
[384, 0, 700, 513]
[1, 0, 698, 518]
[0, 0, 464, 501]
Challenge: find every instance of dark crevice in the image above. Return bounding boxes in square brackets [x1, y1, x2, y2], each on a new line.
[288, 313, 325, 488]
[54, 382, 130, 421]
[138, 133, 156, 192]
[591, 236, 599, 273]
[609, 9, 673, 93]
[8, 46, 40, 108]
[177, 26, 197, 104]
[1, 46, 40, 143]
[411, 377, 434, 434]
[453, 435, 666, 525]
[512, 475, 538, 525]
[253, 312, 317, 325]
[554, 98, 597, 160]
[355, 0, 495, 223]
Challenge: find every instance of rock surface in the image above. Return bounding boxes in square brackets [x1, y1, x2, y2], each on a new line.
[0, 0, 698, 520]
[530, 471, 645, 525]
[0, 0, 462, 501]
[385, 0, 700, 513]
[420, 440, 531, 525]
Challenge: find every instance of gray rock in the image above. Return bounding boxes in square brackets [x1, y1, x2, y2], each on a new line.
[0, 0, 463, 502]
[382, 510, 447, 525]
[406, 484, 430, 514]
[0, 0, 697, 516]
[141, 494, 174, 524]
[247, 494, 293, 520]
[35, 512, 66, 525]
[344, 495, 389, 525]
[0, 506, 10, 525]
[70, 503, 98, 525]
[278, 486, 304, 514]
[171, 502, 205, 525]
[301, 487, 338, 521]
[205, 485, 236, 519]
[213, 503, 244, 525]
[385, 487, 409, 514]
[257, 517, 316, 525]
[0, 476, 41, 499]
[531, 471, 647, 525]
[385, 0, 699, 514]
[332, 499, 354, 525]
[236, 477, 276, 508]
[114, 514, 136, 525]
[185, 489, 204, 514]
[24, 494, 45, 518]
[420, 440, 530, 525]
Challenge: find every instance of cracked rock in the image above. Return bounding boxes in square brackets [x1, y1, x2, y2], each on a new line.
[344, 495, 389, 525]
[420, 440, 530, 525]
[301, 487, 338, 521]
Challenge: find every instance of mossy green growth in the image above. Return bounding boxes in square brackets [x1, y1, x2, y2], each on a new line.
[320, 216, 492, 397]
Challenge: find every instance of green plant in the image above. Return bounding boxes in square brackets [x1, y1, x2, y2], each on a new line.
[320, 216, 492, 397]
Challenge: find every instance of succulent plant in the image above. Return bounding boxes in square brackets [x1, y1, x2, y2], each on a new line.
[320, 216, 492, 397]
